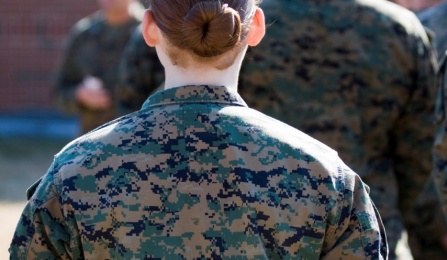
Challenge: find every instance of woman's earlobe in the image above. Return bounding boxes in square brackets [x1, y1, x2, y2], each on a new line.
[246, 7, 265, 47]
[142, 10, 159, 47]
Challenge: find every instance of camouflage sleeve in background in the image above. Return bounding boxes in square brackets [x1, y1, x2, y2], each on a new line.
[433, 51, 447, 221]
[115, 25, 165, 116]
[391, 14, 437, 219]
[10, 85, 387, 259]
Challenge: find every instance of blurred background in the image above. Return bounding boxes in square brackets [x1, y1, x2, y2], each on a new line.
[0, 1, 98, 258]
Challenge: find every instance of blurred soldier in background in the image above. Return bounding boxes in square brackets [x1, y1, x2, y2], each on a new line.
[238, 0, 438, 259]
[115, 24, 164, 116]
[53, 0, 143, 134]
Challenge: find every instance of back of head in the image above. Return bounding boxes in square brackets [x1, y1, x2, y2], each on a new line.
[149, 0, 258, 60]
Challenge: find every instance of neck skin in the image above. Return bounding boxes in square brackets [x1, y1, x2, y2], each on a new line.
[157, 45, 248, 93]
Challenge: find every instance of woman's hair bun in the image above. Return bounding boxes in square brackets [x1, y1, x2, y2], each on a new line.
[181, 1, 242, 57]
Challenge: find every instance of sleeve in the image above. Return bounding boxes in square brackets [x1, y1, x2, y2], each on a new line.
[52, 27, 85, 115]
[322, 164, 388, 259]
[9, 197, 73, 259]
[115, 26, 165, 116]
[392, 24, 437, 218]
[9, 172, 82, 259]
[433, 51, 447, 221]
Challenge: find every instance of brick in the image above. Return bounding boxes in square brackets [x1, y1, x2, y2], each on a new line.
[0, 1, 98, 111]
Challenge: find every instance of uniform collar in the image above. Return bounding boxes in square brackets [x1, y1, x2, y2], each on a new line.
[141, 85, 248, 109]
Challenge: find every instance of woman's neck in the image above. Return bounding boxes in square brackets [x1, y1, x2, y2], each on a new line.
[158, 46, 247, 92]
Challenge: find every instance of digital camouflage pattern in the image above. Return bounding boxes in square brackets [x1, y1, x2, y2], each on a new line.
[10, 85, 387, 259]
[417, 1, 447, 60]
[238, 0, 438, 258]
[434, 51, 447, 221]
[116, 25, 165, 116]
[53, 11, 141, 134]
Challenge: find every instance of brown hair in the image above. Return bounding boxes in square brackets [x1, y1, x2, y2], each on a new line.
[149, 0, 257, 60]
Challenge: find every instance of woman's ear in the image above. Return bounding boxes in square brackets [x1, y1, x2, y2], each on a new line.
[142, 10, 159, 47]
[246, 7, 265, 47]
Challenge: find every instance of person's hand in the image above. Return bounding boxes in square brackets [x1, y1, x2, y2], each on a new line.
[75, 76, 112, 110]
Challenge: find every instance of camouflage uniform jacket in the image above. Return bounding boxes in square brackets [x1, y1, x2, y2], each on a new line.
[53, 11, 141, 134]
[239, 0, 436, 255]
[417, 1, 447, 61]
[10, 85, 387, 259]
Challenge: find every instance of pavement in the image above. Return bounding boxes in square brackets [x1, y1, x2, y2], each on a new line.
[0, 202, 26, 259]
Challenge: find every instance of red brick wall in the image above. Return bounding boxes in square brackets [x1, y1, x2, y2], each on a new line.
[0, 1, 98, 112]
